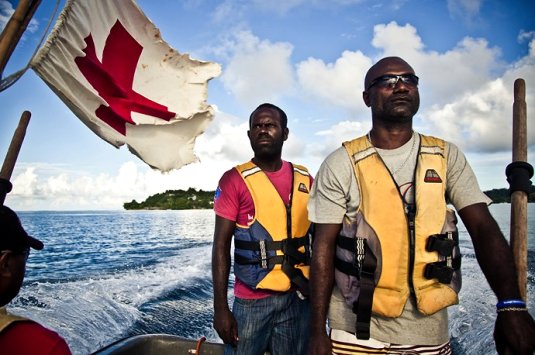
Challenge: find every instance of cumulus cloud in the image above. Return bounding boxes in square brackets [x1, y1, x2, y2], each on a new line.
[314, 120, 370, 157]
[194, 107, 251, 163]
[219, 30, 296, 107]
[296, 50, 371, 113]
[371, 21, 424, 55]
[8, 160, 222, 211]
[420, 37, 535, 152]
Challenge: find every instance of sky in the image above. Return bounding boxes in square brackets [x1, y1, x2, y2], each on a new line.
[0, 0, 534, 211]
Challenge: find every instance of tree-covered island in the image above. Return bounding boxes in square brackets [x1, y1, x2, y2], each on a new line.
[124, 188, 215, 210]
[123, 187, 535, 210]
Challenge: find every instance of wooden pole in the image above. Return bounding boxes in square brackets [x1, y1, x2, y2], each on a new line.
[510, 78, 528, 300]
[0, 0, 42, 78]
[0, 111, 31, 205]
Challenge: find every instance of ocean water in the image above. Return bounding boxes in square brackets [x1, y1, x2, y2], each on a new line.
[7, 204, 535, 354]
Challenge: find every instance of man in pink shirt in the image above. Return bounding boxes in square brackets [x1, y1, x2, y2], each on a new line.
[212, 103, 313, 355]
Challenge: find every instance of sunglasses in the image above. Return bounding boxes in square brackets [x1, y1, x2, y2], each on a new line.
[367, 74, 419, 91]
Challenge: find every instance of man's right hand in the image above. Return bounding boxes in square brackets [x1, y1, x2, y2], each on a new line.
[308, 331, 332, 355]
[214, 308, 239, 347]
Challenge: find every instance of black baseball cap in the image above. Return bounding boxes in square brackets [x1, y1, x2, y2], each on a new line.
[0, 205, 44, 251]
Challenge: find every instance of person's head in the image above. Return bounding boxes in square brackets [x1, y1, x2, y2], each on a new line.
[247, 103, 289, 162]
[0, 206, 44, 307]
[362, 56, 420, 124]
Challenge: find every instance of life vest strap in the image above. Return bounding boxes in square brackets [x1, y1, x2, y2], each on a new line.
[336, 235, 355, 251]
[234, 254, 284, 267]
[234, 237, 308, 251]
[335, 235, 378, 339]
[353, 239, 377, 340]
[234, 237, 311, 295]
[282, 259, 310, 296]
[426, 232, 458, 257]
[424, 256, 461, 284]
[234, 252, 310, 295]
[335, 235, 367, 278]
[334, 258, 359, 278]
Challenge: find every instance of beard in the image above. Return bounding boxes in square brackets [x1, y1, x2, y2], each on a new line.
[250, 138, 284, 161]
[377, 96, 420, 123]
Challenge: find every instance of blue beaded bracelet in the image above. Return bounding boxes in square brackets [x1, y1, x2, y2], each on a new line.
[496, 299, 526, 309]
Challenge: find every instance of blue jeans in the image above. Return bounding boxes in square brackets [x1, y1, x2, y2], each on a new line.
[224, 291, 310, 355]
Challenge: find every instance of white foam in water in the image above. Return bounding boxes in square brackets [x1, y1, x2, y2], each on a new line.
[9, 245, 213, 354]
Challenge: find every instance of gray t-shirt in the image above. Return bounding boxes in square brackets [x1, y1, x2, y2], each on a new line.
[308, 132, 491, 345]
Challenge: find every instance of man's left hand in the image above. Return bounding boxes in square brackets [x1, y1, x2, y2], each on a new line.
[494, 310, 535, 354]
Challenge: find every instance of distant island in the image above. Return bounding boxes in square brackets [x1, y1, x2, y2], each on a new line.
[484, 187, 535, 204]
[123, 187, 535, 210]
[124, 188, 215, 210]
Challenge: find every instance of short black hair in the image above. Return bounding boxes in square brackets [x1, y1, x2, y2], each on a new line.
[249, 103, 288, 129]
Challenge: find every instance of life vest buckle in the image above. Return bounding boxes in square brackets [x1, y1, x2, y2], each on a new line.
[259, 240, 268, 269]
[424, 262, 453, 284]
[426, 233, 456, 256]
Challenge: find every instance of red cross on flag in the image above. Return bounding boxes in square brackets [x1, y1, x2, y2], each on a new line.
[30, 0, 221, 172]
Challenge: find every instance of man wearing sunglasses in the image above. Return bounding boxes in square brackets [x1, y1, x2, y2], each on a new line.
[0, 205, 71, 354]
[308, 56, 535, 354]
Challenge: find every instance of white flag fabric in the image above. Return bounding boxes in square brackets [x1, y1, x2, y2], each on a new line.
[30, 0, 221, 172]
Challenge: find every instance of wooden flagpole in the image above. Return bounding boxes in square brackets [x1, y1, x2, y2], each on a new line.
[509, 78, 530, 300]
[0, 1, 41, 204]
[0, 111, 31, 205]
[0, 0, 42, 78]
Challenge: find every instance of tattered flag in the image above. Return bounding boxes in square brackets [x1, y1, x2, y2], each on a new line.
[30, 0, 221, 172]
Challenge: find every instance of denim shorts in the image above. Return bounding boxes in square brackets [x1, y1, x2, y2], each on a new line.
[224, 291, 310, 355]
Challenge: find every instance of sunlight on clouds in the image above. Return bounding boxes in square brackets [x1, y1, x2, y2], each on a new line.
[220, 30, 295, 106]
[421, 37, 535, 152]
[417, 37, 501, 106]
[371, 22, 424, 56]
[314, 120, 369, 157]
[296, 50, 371, 112]
[7, 161, 219, 210]
[194, 107, 251, 162]
[423, 77, 533, 152]
[10, 167, 39, 197]
[281, 132, 307, 162]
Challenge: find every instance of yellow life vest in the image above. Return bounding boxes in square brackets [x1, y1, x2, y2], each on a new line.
[338, 134, 461, 324]
[233, 161, 312, 293]
[0, 307, 30, 333]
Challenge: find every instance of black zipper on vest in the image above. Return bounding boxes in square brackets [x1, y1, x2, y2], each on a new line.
[406, 145, 421, 294]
